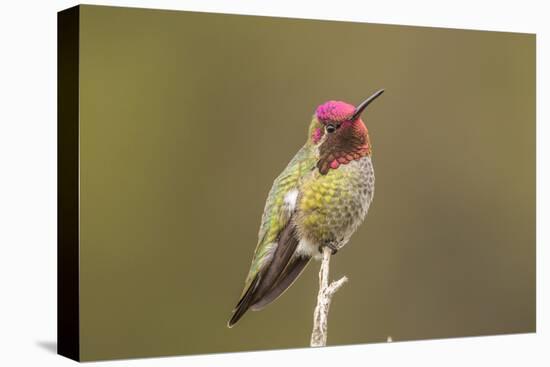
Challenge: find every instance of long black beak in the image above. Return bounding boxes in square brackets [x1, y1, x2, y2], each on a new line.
[351, 89, 384, 120]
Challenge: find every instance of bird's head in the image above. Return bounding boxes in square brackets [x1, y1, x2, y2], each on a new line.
[307, 89, 384, 174]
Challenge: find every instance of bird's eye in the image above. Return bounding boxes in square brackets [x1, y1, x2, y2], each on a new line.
[326, 124, 336, 133]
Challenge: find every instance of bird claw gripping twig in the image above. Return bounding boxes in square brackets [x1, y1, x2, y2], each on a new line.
[310, 247, 348, 347]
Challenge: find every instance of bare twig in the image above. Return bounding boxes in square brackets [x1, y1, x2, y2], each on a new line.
[310, 247, 348, 347]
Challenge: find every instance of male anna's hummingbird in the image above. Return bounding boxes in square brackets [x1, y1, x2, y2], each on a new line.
[228, 89, 384, 327]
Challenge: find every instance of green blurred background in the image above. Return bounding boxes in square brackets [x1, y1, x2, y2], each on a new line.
[77, 5, 535, 361]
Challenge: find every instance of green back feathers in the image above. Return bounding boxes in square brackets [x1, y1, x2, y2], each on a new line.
[241, 143, 317, 294]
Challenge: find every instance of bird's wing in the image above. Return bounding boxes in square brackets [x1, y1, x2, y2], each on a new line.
[245, 145, 314, 292]
[228, 145, 316, 327]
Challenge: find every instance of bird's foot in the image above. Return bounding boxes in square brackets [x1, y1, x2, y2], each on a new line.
[318, 243, 338, 255]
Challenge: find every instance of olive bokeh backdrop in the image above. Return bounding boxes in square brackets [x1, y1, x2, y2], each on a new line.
[77, 5, 535, 361]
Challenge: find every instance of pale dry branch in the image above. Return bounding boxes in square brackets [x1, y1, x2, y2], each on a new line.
[310, 247, 348, 347]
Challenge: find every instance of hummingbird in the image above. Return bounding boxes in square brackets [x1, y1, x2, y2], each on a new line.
[227, 89, 384, 327]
